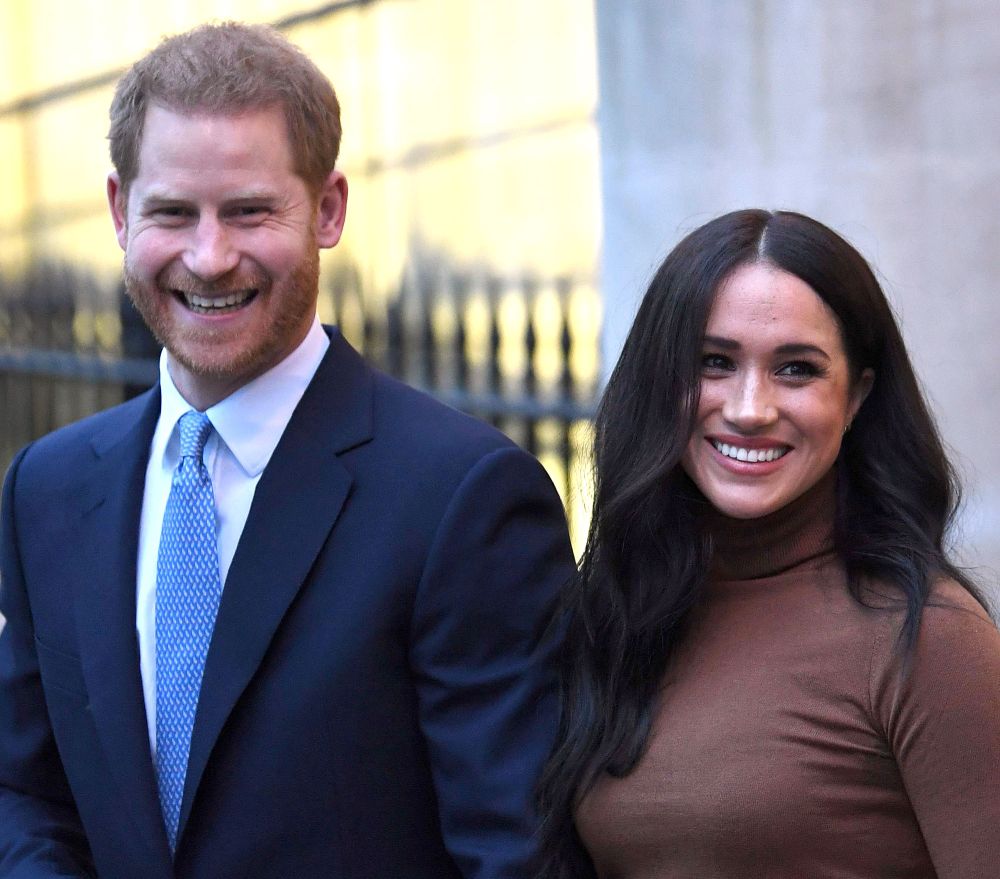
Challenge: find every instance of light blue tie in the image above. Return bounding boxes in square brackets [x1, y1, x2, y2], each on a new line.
[155, 410, 223, 852]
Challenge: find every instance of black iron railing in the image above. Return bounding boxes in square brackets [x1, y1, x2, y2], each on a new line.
[0, 262, 598, 541]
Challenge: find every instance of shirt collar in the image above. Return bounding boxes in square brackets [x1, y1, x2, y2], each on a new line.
[156, 315, 329, 477]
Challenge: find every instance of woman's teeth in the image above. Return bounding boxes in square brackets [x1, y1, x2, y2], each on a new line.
[712, 441, 789, 463]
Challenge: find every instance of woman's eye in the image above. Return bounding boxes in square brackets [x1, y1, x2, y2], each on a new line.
[701, 353, 734, 372]
[777, 360, 821, 378]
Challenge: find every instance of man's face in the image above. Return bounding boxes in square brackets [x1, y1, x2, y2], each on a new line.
[108, 104, 347, 408]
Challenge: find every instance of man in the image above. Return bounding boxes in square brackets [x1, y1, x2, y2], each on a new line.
[0, 23, 574, 879]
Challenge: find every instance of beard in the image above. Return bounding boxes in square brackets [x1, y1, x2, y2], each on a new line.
[123, 247, 321, 390]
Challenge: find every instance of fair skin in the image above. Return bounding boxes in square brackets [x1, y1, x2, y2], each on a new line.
[681, 261, 874, 519]
[107, 103, 348, 411]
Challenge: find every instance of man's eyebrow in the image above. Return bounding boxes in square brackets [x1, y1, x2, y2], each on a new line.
[137, 189, 280, 203]
[137, 191, 185, 204]
[135, 190, 195, 208]
[224, 190, 280, 202]
[702, 336, 831, 360]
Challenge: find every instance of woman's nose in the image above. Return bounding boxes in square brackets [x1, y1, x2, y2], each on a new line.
[721, 373, 779, 430]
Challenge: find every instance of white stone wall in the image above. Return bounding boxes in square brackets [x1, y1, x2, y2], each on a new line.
[596, 0, 1000, 596]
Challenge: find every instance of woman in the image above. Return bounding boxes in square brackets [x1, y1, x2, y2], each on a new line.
[537, 209, 1000, 878]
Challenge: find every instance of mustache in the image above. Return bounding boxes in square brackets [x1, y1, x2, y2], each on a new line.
[157, 265, 270, 298]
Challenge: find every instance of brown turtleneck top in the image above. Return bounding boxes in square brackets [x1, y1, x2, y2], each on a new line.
[576, 473, 1000, 878]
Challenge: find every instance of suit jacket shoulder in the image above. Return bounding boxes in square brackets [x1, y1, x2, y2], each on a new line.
[10, 388, 159, 503]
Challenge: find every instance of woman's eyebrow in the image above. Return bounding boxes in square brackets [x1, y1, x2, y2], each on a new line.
[703, 335, 739, 350]
[774, 343, 831, 360]
[702, 336, 832, 361]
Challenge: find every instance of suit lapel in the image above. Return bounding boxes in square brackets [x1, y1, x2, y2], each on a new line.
[72, 388, 173, 864]
[179, 330, 374, 838]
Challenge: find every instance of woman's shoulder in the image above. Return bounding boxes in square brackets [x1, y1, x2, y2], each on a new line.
[925, 575, 993, 620]
[868, 575, 1000, 719]
[869, 576, 1000, 875]
[857, 572, 993, 626]
[867, 574, 995, 653]
[914, 577, 998, 663]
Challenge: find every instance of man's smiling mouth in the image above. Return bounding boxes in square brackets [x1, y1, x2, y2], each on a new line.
[174, 288, 259, 314]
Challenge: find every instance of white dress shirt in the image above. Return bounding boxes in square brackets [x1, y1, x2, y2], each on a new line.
[135, 317, 329, 750]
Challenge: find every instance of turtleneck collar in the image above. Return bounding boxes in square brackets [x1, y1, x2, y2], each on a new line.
[705, 468, 837, 581]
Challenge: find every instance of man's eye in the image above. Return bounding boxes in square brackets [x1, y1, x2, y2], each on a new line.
[154, 207, 190, 219]
[234, 206, 268, 218]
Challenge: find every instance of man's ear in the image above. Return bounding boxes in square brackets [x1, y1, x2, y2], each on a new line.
[107, 172, 129, 251]
[314, 170, 348, 249]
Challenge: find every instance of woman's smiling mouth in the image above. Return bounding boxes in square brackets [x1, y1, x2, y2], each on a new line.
[710, 439, 791, 463]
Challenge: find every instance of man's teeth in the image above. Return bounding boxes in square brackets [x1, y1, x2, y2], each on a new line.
[712, 441, 788, 463]
[186, 290, 254, 309]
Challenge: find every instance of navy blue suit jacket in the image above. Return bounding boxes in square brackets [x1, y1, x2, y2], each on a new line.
[0, 329, 574, 878]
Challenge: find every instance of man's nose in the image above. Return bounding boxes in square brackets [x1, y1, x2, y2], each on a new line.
[722, 372, 779, 430]
[183, 216, 239, 281]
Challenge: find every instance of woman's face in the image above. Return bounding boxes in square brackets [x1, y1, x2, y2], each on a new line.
[680, 262, 873, 519]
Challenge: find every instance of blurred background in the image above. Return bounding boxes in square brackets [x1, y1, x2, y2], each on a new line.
[2, 0, 998, 594]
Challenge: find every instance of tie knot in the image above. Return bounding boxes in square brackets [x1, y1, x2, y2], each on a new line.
[177, 410, 213, 461]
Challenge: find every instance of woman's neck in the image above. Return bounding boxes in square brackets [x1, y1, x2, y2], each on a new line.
[705, 468, 838, 580]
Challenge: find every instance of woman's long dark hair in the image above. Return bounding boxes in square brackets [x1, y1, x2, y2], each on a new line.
[535, 209, 986, 878]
